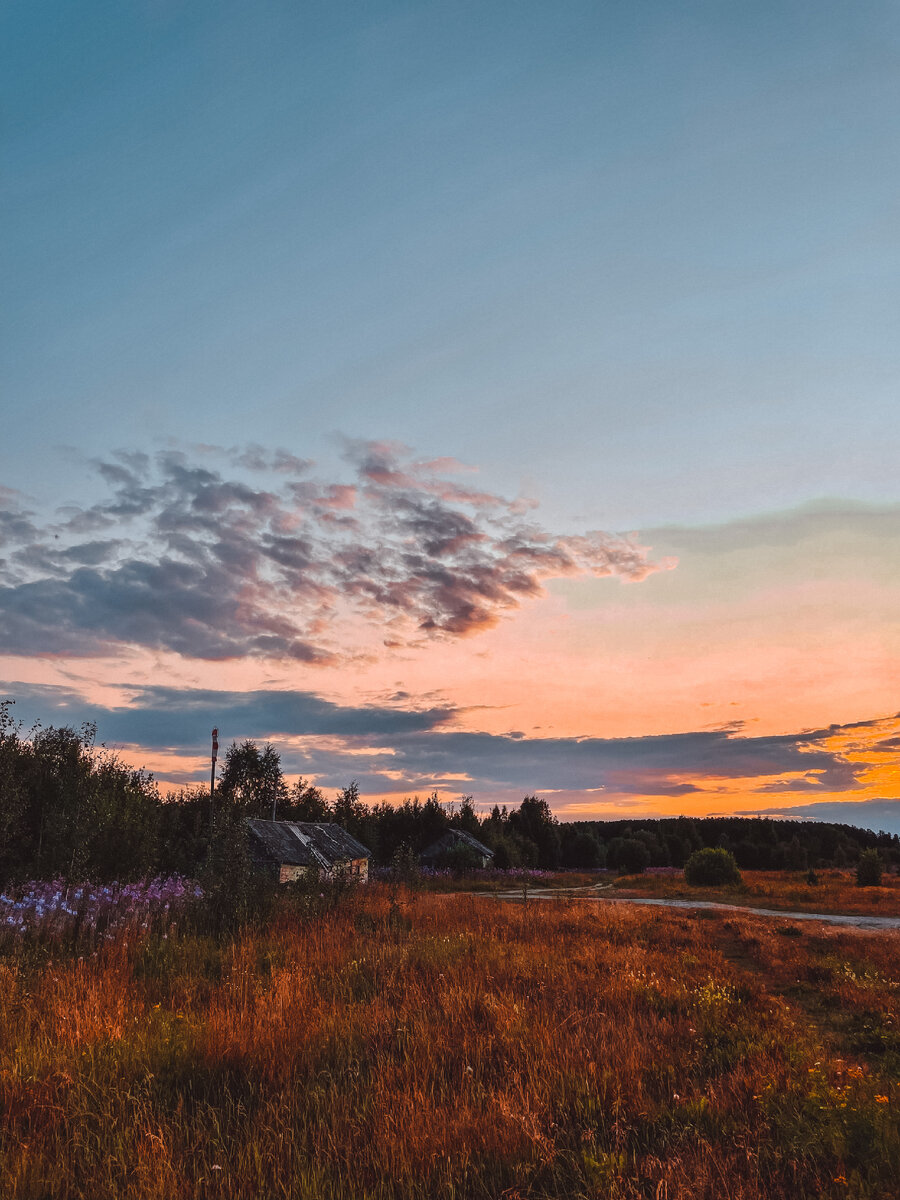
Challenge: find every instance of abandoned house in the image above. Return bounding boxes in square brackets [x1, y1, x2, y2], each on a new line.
[419, 828, 495, 870]
[246, 819, 372, 883]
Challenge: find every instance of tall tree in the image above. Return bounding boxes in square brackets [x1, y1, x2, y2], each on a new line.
[333, 780, 368, 841]
[218, 740, 286, 819]
[510, 795, 561, 869]
[286, 777, 331, 822]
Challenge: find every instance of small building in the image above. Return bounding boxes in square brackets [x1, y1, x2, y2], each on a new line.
[420, 828, 495, 870]
[247, 819, 372, 883]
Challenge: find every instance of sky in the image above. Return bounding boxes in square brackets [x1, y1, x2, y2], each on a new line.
[3, 1, 900, 830]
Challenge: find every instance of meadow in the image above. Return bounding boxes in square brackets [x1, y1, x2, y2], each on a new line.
[610, 869, 900, 917]
[1, 885, 899, 1199]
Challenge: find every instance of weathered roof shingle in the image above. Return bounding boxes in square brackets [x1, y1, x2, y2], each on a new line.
[247, 819, 371, 869]
[420, 828, 494, 862]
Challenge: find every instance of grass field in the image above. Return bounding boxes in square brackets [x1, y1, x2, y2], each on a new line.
[610, 869, 900, 917]
[1, 885, 899, 1199]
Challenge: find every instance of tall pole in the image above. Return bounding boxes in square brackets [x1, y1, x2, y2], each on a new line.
[210, 727, 218, 835]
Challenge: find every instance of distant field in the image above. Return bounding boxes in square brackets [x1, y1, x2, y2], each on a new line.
[1, 887, 899, 1199]
[610, 869, 900, 917]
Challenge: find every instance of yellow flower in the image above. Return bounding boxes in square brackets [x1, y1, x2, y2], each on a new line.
[876, 1095, 889, 1104]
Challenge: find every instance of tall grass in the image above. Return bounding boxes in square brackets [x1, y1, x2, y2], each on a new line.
[612, 869, 900, 916]
[1, 887, 898, 1198]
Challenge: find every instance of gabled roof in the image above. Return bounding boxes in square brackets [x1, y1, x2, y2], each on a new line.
[247, 819, 371, 869]
[420, 828, 494, 861]
[299, 822, 371, 863]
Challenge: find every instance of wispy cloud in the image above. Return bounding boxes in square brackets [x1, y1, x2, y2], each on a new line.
[0, 442, 673, 663]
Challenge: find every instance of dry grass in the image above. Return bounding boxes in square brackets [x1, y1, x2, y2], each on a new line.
[611, 869, 900, 916]
[1, 886, 898, 1199]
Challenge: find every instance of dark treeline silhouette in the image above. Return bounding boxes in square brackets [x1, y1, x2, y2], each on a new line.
[1, 704, 898, 885]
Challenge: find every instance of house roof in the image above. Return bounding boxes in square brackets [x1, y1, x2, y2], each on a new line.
[420, 828, 494, 861]
[247, 819, 371, 869]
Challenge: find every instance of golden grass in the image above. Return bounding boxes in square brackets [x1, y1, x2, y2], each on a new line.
[1, 887, 898, 1199]
[611, 869, 900, 916]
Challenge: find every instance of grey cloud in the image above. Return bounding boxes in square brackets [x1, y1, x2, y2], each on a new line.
[0, 442, 669, 662]
[0, 508, 40, 549]
[352, 725, 862, 795]
[59, 541, 123, 566]
[0, 561, 335, 662]
[0, 682, 455, 752]
[231, 445, 314, 474]
[0, 682, 866, 803]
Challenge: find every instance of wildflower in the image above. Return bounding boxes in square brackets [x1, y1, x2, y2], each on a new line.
[876, 1095, 889, 1104]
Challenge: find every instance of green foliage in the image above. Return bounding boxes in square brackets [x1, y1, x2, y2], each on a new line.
[217, 740, 286, 819]
[389, 840, 421, 886]
[0, 702, 161, 885]
[564, 831, 606, 869]
[508, 794, 561, 868]
[609, 837, 651, 874]
[684, 847, 743, 887]
[432, 842, 483, 875]
[490, 836, 519, 870]
[333, 779, 366, 838]
[286, 777, 330, 821]
[856, 848, 883, 888]
[450, 794, 481, 836]
[199, 808, 275, 931]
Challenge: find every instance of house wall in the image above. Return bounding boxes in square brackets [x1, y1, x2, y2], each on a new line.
[279, 864, 307, 884]
[277, 858, 369, 884]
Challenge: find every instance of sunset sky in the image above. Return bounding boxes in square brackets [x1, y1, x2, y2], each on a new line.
[4, 1, 900, 830]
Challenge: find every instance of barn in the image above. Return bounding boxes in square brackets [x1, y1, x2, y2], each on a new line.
[419, 828, 494, 869]
[247, 819, 372, 883]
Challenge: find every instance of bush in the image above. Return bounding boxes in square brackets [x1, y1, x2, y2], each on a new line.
[389, 840, 420, 886]
[684, 847, 742, 887]
[856, 848, 883, 888]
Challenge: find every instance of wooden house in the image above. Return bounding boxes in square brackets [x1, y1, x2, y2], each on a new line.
[247, 819, 372, 883]
[419, 828, 494, 870]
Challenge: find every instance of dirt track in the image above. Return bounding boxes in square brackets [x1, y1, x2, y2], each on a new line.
[487, 886, 900, 931]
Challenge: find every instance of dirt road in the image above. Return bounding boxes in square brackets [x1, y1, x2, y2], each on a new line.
[486, 886, 900, 931]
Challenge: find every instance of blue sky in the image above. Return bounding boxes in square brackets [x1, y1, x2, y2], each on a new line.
[3, 2, 900, 828]
[6, 1, 900, 526]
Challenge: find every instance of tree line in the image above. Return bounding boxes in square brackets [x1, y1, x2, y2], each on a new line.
[1, 704, 897, 886]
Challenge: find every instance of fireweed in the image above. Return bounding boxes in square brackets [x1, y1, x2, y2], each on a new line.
[0, 877, 202, 943]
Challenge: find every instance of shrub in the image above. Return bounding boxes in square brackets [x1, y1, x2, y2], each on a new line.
[684, 847, 742, 887]
[389, 840, 420, 886]
[856, 848, 883, 888]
